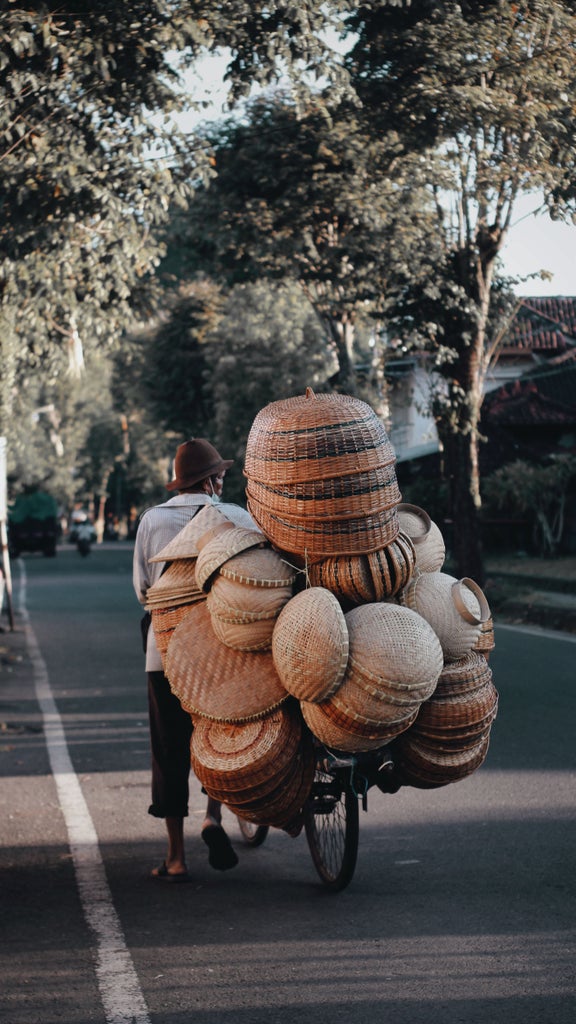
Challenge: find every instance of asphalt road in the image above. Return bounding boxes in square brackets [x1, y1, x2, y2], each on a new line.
[1, 544, 575, 1024]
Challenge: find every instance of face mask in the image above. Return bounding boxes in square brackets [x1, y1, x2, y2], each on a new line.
[207, 479, 221, 505]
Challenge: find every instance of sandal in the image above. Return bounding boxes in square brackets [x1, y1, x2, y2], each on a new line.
[201, 824, 239, 871]
[151, 861, 192, 884]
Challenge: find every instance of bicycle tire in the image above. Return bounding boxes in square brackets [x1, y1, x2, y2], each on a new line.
[304, 768, 359, 891]
[236, 816, 269, 847]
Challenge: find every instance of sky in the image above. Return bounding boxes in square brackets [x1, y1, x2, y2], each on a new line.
[500, 195, 576, 297]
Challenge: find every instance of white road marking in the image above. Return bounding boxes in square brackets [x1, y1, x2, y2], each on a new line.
[18, 561, 151, 1024]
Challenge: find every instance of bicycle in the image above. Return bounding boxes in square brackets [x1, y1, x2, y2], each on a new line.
[236, 742, 401, 891]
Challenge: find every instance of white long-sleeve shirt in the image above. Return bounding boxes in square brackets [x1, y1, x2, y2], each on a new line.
[133, 494, 256, 671]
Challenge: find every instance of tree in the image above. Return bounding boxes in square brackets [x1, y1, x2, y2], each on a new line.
[165, 93, 440, 396]
[205, 278, 336, 500]
[0, 1, 351, 466]
[341, 0, 576, 580]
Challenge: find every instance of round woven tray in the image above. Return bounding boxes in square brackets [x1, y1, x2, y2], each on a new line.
[225, 738, 316, 828]
[397, 503, 446, 573]
[301, 699, 405, 753]
[433, 651, 494, 695]
[271, 587, 349, 702]
[209, 612, 275, 652]
[323, 674, 421, 732]
[207, 581, 292, 623]
[218, 546, 297, 589]
[345, 603, 444, 691]
[392, 731, 491, 788]
[190, 704, 302, 790]
[145, 559, 203, 609]
[165, 602, 288, 722]
[248, 498, 400, 558]
[195, 527, 268, 591]
[244, 389, 397, 485]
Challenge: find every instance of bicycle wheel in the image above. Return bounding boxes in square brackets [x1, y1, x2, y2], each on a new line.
[236, 816, 270, 847]
[304, 768, 359, 891]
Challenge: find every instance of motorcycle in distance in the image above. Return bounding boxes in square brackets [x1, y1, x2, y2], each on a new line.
[75, 521, 94, 557]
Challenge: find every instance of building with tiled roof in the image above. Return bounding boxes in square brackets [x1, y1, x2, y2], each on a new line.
[481, 300, 576, 471]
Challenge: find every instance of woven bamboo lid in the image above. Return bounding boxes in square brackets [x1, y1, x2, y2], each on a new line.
[397, 504, 446, 573]
[218, 545, 297, 589]
[208, 577, 293, 622]
[149, 503, 260, 562]
[345, 603, 444, 691]
[271, 588, 349, 702]
[165, 602, 288, 722]
[244, 388, 397, 484]
[195, 527, 268, 591]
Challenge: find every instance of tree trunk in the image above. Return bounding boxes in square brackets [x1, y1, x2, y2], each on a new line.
[438, 425, 485, 585]
[325, 314, 358, 394]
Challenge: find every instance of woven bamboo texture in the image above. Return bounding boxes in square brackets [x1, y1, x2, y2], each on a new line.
[165, 602, 288, 722]
[271, 587, 349, 702]
[151, 604, 199, 658]
[300, 699, 404, 753]
[245, 464, 402, 519]
[400, 573, 490, 662]
[195, 527, 268, 591]
[247, 498, 400, 558]
[218, 546, 297, 589]
[392, 732, 491, 789]
[209, 612, 275, 652]
[207, 580, 292, 622]
[145, 559, 202, 609]
[345, 603, 444, 691]
[190, 704, 302, 791]
[397, 504, 446, 573]
[307, 532, 416, 602]
[224, 739, 316, 829]
[149, 503, 260, 562]
[244, 389, 397, 484]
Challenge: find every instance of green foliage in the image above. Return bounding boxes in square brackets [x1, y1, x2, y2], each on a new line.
[164, 91, 440, 392]
[205, 279, 335, 500]
[482, 455, 576, 556]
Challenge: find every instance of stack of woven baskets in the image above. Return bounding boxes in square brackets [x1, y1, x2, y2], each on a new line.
[157, 389, 498, 831]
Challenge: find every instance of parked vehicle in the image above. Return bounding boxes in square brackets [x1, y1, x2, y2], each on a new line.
[8, 490, 59, 558]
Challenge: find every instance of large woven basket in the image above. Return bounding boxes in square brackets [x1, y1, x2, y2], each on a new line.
[400, 573, 490, 662]
[245, 464, 402, 520]
[225, 739, 316, 830]
[244, 388, 397, 484]
[397, 504, 446, 573]
[271, 587, 349, 702]
[165, 602, 288, 722]
[247, 498, 400, 559]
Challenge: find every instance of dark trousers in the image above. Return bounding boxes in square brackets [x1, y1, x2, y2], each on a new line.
[147, 671, 193, 819]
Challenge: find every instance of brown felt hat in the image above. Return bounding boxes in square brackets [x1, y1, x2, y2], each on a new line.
[166, 439, 234, 491]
